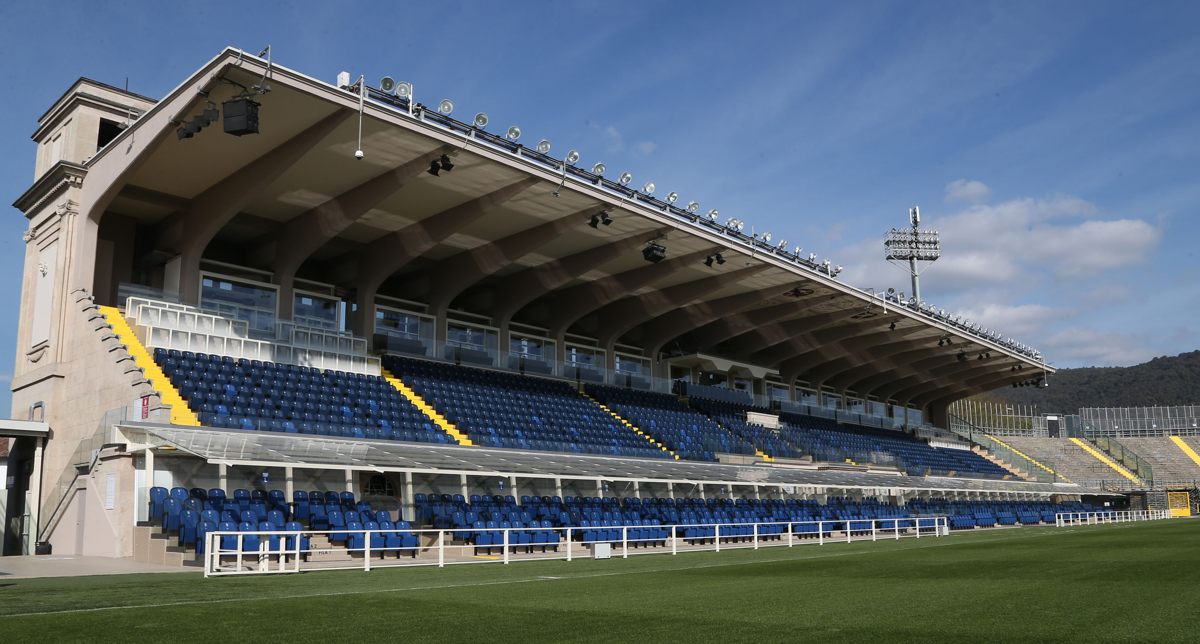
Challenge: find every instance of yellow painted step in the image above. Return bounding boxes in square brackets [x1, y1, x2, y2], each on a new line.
[985, 434, 1071, 483]
[99, 306, 199, 426]
[1168, 435, 1200, 468]
[580, 392, 679, 460]
[755, 450, 775, 463]
[1069, 437, 1141, 484]
[381, 368, 473, 446]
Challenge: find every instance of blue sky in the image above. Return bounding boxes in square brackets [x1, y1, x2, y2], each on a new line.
[1, 1, 1197, 413]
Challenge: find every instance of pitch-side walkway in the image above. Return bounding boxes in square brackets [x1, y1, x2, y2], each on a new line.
[0, 555, 189, 579]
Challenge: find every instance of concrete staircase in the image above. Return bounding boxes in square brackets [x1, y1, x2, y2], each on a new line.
[132, 523, 203, 567]
[381, 367, 473, 446]
[580, 391, 679, 460]
[968, 445, 1033, 481]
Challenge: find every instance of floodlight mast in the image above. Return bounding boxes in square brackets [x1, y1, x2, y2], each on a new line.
[884, 206, 940, 305]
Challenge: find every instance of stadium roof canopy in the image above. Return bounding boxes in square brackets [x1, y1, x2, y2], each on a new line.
[61, 47, 1052, 411]
[123, 423, 1091, 496]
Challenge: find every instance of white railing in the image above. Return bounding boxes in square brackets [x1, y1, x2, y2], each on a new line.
[1054, 510, 1173, 527]
[125, 297, 380, 375]
[203, 517, 949, 577]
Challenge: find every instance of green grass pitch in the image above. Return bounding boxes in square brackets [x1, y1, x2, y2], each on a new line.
[1, 520, 1196, 642]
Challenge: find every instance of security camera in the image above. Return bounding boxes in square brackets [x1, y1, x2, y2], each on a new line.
[354, 149, 364, 160]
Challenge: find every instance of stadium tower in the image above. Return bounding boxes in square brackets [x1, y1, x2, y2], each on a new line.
[2, 48, 1083, 562]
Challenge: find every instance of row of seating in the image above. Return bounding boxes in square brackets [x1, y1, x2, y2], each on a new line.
[156, 349, 455, 443]
[585, 385, 757, 461]
[383, 356, 671, 459]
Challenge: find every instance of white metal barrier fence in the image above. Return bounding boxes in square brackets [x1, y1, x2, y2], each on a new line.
[203, 517, 949, 577]
[1054, 510, 1173, 527]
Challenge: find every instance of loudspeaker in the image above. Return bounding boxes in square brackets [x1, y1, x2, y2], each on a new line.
[223, 98, 260, 136]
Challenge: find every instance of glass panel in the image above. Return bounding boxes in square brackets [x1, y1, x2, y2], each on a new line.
[199, 275, 277, 337]
[293, 292, 340, 330]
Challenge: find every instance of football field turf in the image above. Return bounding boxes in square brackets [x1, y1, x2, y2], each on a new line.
[1, 520, 1195, 642]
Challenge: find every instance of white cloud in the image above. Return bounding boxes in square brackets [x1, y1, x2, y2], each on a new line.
[632, 141, 657, 156]
[602, 125, 624, 153]
[1042, 327, 1155, 367]
[952, 303, 1063, 337]
[944, 179, 991, 204]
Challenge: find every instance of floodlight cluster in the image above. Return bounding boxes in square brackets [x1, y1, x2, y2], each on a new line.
[349, 75, 845, 279]
[882, 291, 1042, 362]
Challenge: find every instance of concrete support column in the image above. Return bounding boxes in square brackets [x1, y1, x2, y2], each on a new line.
[276, 269, 296, 321]
[143, 448, 156, 523]
[345, 469, 354, 494]
[459, 474, 469, 500]
[284, 467, 295, 505]
[699, 484, 706, 500]
[402, 472, 415, 522]
[667, 482, 675, 500]
[633, 481, 641, 499]
[218, 463, 228, 491]
[596, 479, 604, 498]
[554, 477, 563, 499]
[509, 476, 518, 500]
[28, 437, 43, 552]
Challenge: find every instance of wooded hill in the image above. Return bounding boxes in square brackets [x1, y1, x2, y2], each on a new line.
[987, 350, 1200, 412]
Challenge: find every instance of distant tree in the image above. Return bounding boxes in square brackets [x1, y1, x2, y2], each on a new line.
[985, 350, 1200, 413]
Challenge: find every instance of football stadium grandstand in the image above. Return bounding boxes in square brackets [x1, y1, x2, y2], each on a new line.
[1, 47, 1185, 574]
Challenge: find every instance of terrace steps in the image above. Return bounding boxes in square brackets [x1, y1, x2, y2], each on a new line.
[580, 392, 679, 460]
[1069, 437, 1141, 484]
[1168, 436, 1200, 468]
[101, 306, 200, 426]
[984, 434, 1070, 483]
[381, 368, 473, 446]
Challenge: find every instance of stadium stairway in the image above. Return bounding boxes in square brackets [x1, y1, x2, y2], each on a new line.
[580, 392, 680, 460]
[103, 306, 200, 426]
[132, 523, 204, 567]
[381, 367, 473, 446]
[982, 434, 1070, 483]
[1168, 436, 1200, 468]
[1069, 438, 1142, 485]
[964, 446, 1033, 481]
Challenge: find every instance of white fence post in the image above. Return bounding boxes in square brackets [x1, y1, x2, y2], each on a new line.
[364, 529, 371, 572]
[622, 527, 628, 559]
[438, 530, 445, 568]
[819, 521, 824, 546]
[753, 523, 759, 550]
[503, 529, 510, 564]
[566, 528, 573, 562]
[671, 526, 677, 555]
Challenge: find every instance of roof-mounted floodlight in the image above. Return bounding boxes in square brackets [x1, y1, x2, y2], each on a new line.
[618, 172, 633, 185]
[506, 126, 522, 141]
[536, 139, 552, 154]
[473, 112, 489, 128]
[667, 192, 679, 204]
[592, 162, 606, 175]
[396, 82, 412, 98]
[380, 76, 396, 93]
[686, 201, 700, 213]
[642, 182, 655, 194]
[565, 149, 580, 165]
[438, 99, 454, 115]
[707, 209, 719, 222]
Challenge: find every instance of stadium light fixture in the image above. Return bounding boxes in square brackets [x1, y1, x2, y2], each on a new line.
[566, 149, 580, 165]
[667, 191, 679, 204]
[619, 172, 633, 185]
[686, 201, 700, 214]
[438, 99, 455, 115]
[537, 139, 552, 154]
[506, 126, 522, 141]
[588, 211, 613, 228]
[763, 232, 772, 243]
[592, 162, 606, 175]
[642, 181, 655, 194]
[704, 255, 714, 267]
[777, 240, 788, 251]
[642, 242, 667, 263]
[380, 76, 396, 93]
[428, 159, 441, 176]
[707, 209, 719, 222]
[884, 205, 940, 305]
[716, 253, 725, 265]
[793, 245, 802, 256]
[473, 112, 489, 129]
